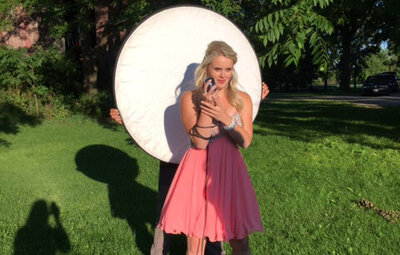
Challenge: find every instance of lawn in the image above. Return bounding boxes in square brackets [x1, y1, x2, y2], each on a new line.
[1, 97, 399, 254]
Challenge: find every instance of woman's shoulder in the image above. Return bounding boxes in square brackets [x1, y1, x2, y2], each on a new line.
[180, 90, 196, 102]
[181, 90, 195, 97]
[237, 90, 252, 104]
[180, 89, 201, 106]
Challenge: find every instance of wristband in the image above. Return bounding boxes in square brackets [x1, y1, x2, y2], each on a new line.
[223, 117, 237, 131]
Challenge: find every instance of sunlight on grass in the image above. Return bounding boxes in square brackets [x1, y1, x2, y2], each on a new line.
[1, 99, 399, 254]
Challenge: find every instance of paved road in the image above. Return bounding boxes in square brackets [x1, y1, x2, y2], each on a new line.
[274, 92, 400, 108]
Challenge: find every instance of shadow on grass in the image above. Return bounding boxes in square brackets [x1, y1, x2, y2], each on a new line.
[13, 200, 70, 255]
[255, 100, 400, 150]
[0, 102, 42, 147]
[75, 145, 157, 254]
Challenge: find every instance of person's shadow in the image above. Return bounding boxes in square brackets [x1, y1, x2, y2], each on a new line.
[13, 200, 70, 255]
[75, 144, 157, 254]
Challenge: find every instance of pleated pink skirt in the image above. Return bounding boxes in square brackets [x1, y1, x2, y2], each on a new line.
[158, 135, 263, 242]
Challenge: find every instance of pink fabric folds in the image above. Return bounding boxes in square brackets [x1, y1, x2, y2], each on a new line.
[158, 134, 263, 242]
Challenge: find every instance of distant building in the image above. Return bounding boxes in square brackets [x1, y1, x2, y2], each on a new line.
[0, 6, 39, 49]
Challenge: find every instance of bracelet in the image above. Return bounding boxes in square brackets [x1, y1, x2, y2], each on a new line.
[195, 124, 217, 129]
[189, 126, 213, 140]
[223, 117, 237, 131]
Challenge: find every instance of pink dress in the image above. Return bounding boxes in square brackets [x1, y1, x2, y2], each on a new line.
[157, 114, 263, 242]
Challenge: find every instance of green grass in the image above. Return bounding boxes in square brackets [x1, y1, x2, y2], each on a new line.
[267, 87, 364, 99]
[1, 98, 400, 254]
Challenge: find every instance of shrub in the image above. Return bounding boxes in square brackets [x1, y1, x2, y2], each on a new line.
[0, 46, 81, 118]
[0, 46, 115, 121]
[0, 46, 36, 90]
[73, 90, 113, 120]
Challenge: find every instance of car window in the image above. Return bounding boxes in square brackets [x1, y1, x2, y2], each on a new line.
[376, 73, 398, 83]
[365, 76, 376, 83]
[376, 76, 393, 83]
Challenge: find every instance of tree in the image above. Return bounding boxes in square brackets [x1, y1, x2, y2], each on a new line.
[202, 0, 334, 71]
[48, 0, 201, 92]
[2, 0, 396, 96]
[323, 0, 390, 90]
[201, 0, 333, 88]
[362, 50, 398, 79]
[385, 0, 400, 53]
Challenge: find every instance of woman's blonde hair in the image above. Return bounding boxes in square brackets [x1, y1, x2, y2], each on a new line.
[193, 41, 243, 111]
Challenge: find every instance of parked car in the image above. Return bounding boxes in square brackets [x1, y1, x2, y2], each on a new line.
[362, 72, 398, 96]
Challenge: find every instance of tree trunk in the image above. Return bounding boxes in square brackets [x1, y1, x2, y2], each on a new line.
[339, 27, 352, 90]
[95, 0, 126, 91]
[80, 10, 98, 93]
[95, 3, 111, 90]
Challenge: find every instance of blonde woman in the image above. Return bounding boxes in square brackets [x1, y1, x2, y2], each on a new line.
[157, 41, 263, 255]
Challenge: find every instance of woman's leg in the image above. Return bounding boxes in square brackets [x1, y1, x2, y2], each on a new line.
[229, 237, 250, 255]
[187, 236, 206, 255]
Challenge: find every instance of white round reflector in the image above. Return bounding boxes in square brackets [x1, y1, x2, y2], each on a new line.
[114, 6, 261, 164]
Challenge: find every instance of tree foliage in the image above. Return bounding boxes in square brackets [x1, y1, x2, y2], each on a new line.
[201, 0, 334, 89]
[0, 45, 81, 117]
[363, 50, 399, 79]
[385, 0, 400, 54]
[253, 0, 333, 72]
[0, 0, 398, 118]
[201, 0, 242, 18]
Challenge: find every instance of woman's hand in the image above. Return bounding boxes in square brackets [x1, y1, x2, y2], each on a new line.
[262, 82, 270, 101]
[202, 91, 253, 149]
[109, 108, 122, 125]
[201, 79, 216, 104]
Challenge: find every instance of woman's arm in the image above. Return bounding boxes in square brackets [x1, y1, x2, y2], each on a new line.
[225, 91, 253, 148]
[180, 91, 215, 150]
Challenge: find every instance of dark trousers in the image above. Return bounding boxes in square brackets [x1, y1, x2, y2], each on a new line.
[150, 161, 224, 255]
